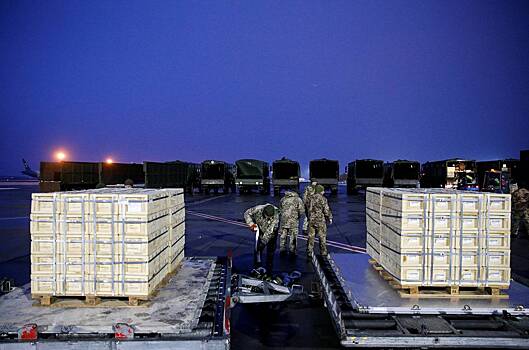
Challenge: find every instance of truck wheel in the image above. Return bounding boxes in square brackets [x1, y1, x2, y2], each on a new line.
[205, 187, 210, 195]
[331, 187, 338, 195]
[274, 188, 280, 196]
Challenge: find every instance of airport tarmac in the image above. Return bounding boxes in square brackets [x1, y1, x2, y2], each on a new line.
[1, 182, 529, 349]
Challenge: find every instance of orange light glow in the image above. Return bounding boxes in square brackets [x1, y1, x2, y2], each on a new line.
[106, 158, 114, 164]
[55, 151, 66, 161]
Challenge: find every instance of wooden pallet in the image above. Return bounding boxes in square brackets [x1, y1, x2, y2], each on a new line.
[32, 264, 183, 307]
[32, 294, 152, 307]
[368, 258, 509, 299]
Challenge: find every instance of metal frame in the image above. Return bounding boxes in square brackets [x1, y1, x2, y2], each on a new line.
[312, 253, 529, 348]
[231, 274, 303, 305]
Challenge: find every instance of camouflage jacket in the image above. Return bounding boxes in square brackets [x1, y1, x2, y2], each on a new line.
[512, 188, 529, 212]
[279, 191, 305, 229]
[244, 204, 280, 244]
[308, 193, 332, 226]
[303, 184, 316, 208]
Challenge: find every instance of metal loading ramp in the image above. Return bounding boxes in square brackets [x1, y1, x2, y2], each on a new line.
[312, 253, 529, 348]
[0, 257, 231, 349]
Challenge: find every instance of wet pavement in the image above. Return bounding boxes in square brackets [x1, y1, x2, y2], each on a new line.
[1, 182, 529, 349]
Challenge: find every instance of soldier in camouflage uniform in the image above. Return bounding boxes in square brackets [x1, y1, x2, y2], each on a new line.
[512, 186, 529, 237]
[302, 181, 318, 234]
[244, 203, 280, 272]
[279, 191, 305, 256]
[307, 185, 333, 257]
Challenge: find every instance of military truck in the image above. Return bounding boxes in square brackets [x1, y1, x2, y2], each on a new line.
[99, 162, 144, 186]
[346, 159, 384, 194]
[144, 161, 200, 193]
[40, 161, 99, 192]
[272, 157, 300, 195]
[235, 159, 270, 194]
[200, 160, 235, 194]
[477, 159, 519, 190]
[309, 158, 339, 194]
[383, 160, 420, 188]
[421, 158, 478, 190]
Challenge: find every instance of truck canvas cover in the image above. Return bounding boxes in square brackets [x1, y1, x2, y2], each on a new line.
[392, 161, 419, 180]
[356, 160, 384, 178]
[273, 160, 299, 180]
[236, 159, 267, 179]
[202, 161, 226, 180]
[310, 159, 339, 179]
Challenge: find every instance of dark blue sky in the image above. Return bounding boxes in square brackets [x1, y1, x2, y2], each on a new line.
[1, 0, 528, 177]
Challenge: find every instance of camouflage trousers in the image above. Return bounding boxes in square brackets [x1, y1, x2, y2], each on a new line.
[512, 210, 529, 236]
[307, 223, 328, 256]
[279, 227, 298, 253]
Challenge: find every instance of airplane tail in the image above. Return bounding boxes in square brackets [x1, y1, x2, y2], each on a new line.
[21, 159, 39, 179]
[22, 158, 30, 170]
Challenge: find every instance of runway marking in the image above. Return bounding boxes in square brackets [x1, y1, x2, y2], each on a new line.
[0, 188, 19, 190]
[0, 216, 29, 221]
[188, 210, 367, 254]
[186, 195, 229, 206]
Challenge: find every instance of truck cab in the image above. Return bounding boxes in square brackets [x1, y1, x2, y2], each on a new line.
[235, 159, 270, 194]
[200, 160, 235, 194]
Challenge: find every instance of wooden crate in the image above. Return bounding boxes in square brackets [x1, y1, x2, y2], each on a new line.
[485, 193, 511, 213]
[380, 244, 426, 269]
[456, 192, 484, 213]
[482, 267, 510, 287]
[482, 250, 510, 269]
[483, 213, 511, 232]
[481, 232, 510, 250]
[31, 193, 58, 214]
[380, 189, 429, 213]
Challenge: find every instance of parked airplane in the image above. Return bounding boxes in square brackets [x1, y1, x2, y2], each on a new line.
[21, 159, 39, 179]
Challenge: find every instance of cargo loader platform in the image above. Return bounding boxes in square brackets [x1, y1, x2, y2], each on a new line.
[0, 257, 231, 349]
[313, 252, 529, 348]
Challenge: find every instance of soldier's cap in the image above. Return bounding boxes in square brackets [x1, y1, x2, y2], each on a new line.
[315, 185, 324, 193]
[263, 204, 275, 217]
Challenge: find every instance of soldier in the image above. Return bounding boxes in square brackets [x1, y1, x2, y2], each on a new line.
[307, 185, 333, 257]
[244, 203, 280, 272]
[512, 185, 529, 237]
[302, 181, 318, 234]
[279, 191, 305, 256]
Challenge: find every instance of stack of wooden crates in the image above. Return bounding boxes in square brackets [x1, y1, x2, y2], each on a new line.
[366, 188, 511, 292]
[30, 188, 185, 303]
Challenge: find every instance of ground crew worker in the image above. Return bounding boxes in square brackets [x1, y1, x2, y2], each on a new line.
[512, 184, 529, 237]
[307, 185, 333, 257]
[302, 181, 318, 234]
[279, 191, 305, 256]
[244, 203, 280, 272]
